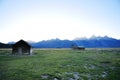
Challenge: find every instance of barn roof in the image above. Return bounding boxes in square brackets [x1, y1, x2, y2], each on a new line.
[12, 39, 31, 48]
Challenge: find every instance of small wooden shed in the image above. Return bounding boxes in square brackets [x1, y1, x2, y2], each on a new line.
[71, 46, 85, 50]
[12, 39, 33, 55]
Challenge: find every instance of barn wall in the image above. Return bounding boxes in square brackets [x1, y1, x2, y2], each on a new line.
[12, 44, 31, 55]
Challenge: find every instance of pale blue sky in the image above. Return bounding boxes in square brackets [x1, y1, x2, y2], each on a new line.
[0, 0, 120, 43]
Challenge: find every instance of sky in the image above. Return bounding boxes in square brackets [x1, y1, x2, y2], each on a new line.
[0, 0, 120, 43]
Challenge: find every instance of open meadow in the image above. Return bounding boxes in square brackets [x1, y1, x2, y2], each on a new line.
[0, 48, 120, 80]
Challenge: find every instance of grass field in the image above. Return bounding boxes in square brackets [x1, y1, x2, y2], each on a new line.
[0, 48, 120, 80]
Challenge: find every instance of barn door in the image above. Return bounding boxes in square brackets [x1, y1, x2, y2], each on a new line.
[18, 47, 22, 54]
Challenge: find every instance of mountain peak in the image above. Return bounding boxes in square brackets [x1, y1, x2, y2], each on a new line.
[74, 37, 87, 40]
[89, 35, 114, 40]
[74, 35, 114, 40]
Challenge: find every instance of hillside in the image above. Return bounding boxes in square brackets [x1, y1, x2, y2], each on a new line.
[31, 36, 120, 48]
[31, 39, 73, 48]
[0, 42, 12, 48]
[73, 36, 120, 48]
[1, 36, 120, 48]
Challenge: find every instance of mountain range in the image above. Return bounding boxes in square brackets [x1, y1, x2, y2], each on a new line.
[0, 36, 120, 48]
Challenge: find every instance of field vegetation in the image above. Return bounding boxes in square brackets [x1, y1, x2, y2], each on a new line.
[0, 48, 120, 80]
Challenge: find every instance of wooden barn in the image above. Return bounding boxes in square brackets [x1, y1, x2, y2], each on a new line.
[12, 39, 33, 55]
[71, 46, 85, 50]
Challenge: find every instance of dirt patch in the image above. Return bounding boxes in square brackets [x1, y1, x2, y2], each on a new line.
[41, 74, 61, 80]
[84, 64, 95, 69]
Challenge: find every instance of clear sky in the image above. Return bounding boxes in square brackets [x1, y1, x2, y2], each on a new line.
[0, 0, 120, 43]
